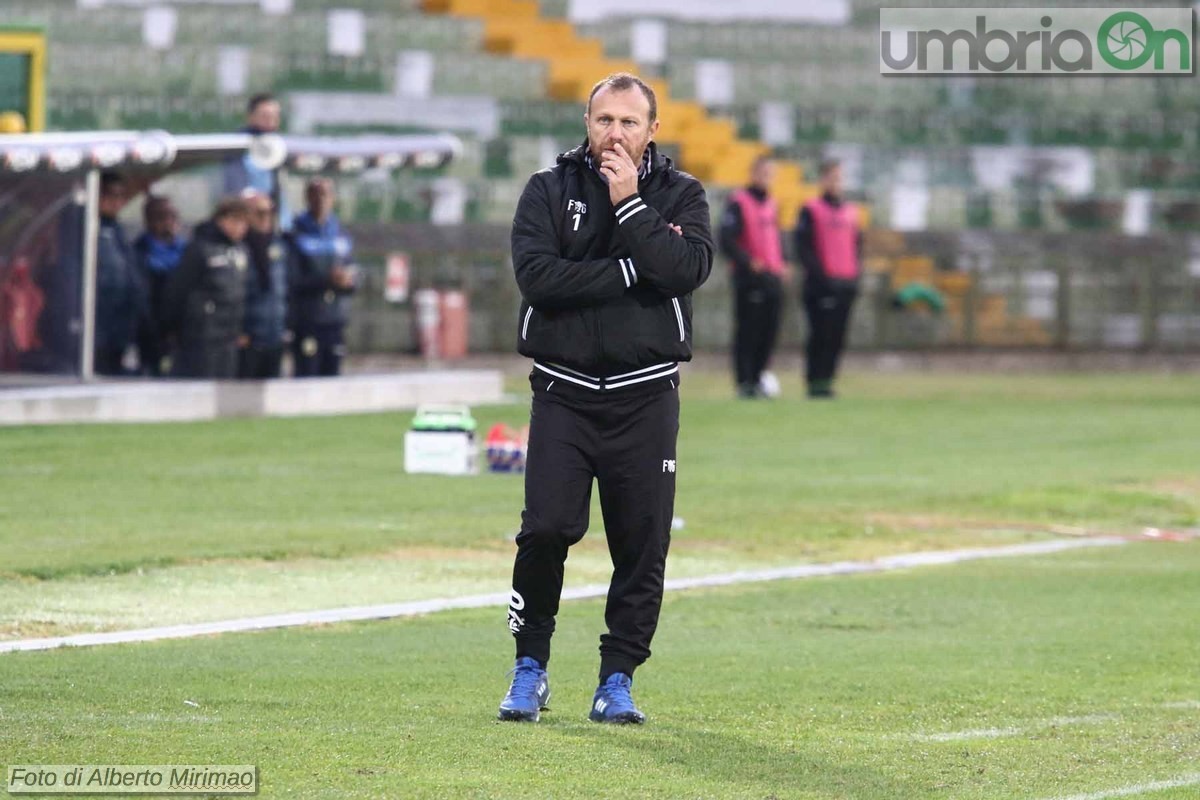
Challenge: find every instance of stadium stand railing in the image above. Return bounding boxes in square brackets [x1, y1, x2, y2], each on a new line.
[7, 0, 1199, 351]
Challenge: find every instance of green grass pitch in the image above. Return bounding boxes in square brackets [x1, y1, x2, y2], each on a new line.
[1, 369, 1198, 798]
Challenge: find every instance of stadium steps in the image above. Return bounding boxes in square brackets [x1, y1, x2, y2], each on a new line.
[420, 0, 818, 226]
[579, 15, 1196, 144]
[416, 0, 1034, 335]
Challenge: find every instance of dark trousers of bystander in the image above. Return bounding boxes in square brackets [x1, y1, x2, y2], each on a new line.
[175, 341, 238, 379]
[292, 326, 345, 377]
[732, 269, 783, 396]
[237, 345, 284, 380]
[803, 282, 858, 396]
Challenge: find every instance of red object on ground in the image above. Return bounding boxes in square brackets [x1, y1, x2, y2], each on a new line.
[485, 422, 527, 473]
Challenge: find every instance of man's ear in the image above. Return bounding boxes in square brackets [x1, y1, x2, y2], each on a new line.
[649, 119, 661, 140]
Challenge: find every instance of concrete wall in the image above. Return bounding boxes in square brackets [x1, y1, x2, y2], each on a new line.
[0, 370, 504, 426]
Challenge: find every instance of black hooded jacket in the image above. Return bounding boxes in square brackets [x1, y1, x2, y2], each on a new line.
[160, 221, 249, 347]
[512, 141, 713, 385]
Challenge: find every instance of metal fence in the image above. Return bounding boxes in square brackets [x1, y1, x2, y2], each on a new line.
[342, 224, 1200, 355]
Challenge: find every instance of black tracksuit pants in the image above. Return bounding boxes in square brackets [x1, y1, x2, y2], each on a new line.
[732, 268, 783, 392]
[509, 372, 679, 681]
[238, 344, 284, 379]
[293, 325, 345, 377]
[803, 282, 858, 388]
[175, 340, 238, 379]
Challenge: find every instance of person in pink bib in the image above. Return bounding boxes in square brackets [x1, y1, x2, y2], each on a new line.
[719, 156, 791, 399]
[794, 160, 862, 399]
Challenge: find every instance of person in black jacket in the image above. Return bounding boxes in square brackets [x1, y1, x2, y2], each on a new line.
[238, 191, 289, 379]
[93, 173, 145, 376]
[160, 197, 251, 379]
[497, 72, 714, 726]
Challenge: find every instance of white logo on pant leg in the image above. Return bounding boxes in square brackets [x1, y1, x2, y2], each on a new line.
[508, 589, 526, 633]
[662, 459, 676, 473]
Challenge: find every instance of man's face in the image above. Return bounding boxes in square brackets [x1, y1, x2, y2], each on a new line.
[822, 165, 844, 197]
[99, 183, 128, 219]
[248, 197, 275, 235]
[751, 160, 775, 192]
[584, 87, 660, 167]
[306, 181, 334, 219]
[218, 215, 250, 243]
[148, 202, 179, 240]
[247, 100, 281, 133]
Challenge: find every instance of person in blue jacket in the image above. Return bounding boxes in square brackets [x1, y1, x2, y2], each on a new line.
[238, 191, 289, 379]
[133, 195, 187, 376]
[94, 172, 145, 376]
[288, 177, 357, 377]
[223, 92, 289, 229]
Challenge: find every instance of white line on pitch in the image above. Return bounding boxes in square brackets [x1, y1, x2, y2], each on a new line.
[1163, 700, 1200, 710]
[910, 714, 1117, 742]
[0, 537, 1125, 655]
[1045, 773, 1200, 800]
[910, 701, 1198, 743]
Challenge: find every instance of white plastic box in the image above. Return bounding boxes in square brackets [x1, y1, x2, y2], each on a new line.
[403, 430, 476, 475]
[403, 405, 477, 475]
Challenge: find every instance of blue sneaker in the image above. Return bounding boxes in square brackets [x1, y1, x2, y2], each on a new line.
[588, 673, 646, 724]
[497, 657, 550, 722]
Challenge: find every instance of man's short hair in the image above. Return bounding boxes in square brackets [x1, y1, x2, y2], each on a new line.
[247, 92, 277, 115]
[305, 176, 333, 194]
[212, 196, 251, 221]
[99, 171, 125, 197]
[142, 194, 175, 222]
[587, 73, 657, 124]
[818, 159, 841, 178]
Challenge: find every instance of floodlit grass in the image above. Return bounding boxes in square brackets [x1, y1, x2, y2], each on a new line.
[1, 370, 1198, 637]
[1, 542, 1197, 799]
[1, 368, 1198, 797]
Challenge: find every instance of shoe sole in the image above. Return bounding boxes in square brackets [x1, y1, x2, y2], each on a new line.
[498, 708, 540, 722]
[497, 692, 550, 723]
[588, 711, 645, 725]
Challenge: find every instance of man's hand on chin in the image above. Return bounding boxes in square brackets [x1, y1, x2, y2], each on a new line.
[600, 143, 640, 206]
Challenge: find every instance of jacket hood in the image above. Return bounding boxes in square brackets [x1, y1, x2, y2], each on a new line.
[196, 219, 236, 245]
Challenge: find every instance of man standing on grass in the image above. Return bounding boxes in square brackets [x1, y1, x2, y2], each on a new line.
[720, 156, 791, 399]
[498, 73, 713, 724]
[795, 159, 862, 399]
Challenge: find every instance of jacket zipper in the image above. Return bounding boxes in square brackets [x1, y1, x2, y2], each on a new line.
[671, 298, 685, 341]
[521, 306, 533, 340]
